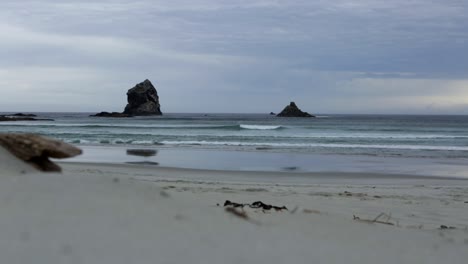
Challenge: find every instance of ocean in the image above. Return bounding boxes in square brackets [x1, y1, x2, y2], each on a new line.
[2, 112, 468, 176]
[1, 113, 468, 158]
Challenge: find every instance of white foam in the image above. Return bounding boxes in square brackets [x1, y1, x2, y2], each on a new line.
[160, 140, 468, 151]
[132, 140, 155, 145]
[240, 124, 282, 130]
[297, 134, 468, 139]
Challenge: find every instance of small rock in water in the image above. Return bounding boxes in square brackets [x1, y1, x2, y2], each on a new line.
[126, 161, 159, 166]
[283, 166, 299, 171]
[12, 113, 37, 117]
[90, 112, 133, 118]
[126, 149, 158, 157]
[0, 115, 54, 122]
[277, 102, 315, 117]
[256, 147, 271, 150]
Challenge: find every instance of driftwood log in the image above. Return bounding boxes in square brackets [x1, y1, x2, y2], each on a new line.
[0, 133, 82, 172]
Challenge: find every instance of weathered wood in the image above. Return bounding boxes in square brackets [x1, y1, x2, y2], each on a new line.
[0, 134, 82, 172]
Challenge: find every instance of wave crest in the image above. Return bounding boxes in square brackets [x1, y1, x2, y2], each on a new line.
[240, 124, 282, 130]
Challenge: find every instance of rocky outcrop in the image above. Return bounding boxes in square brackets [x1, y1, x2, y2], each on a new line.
[0, 134, 82, 172]
[12, 113, 37, 117]
[0, 115, 53, 122]
[92, 79, 162, 117]
[123, 79, 162, 116]
[277, 102, 315, 117]
[90, 112, 133, 118]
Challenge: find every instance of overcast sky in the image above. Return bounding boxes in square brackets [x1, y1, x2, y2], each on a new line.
[1, 0, 467, 114]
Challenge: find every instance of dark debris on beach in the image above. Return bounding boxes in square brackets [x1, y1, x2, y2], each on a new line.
[440, 225, 456, 230]
[223, 200, 288, 211]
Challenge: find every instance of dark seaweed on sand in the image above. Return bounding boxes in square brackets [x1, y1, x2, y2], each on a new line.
[223, 200, 288, 211]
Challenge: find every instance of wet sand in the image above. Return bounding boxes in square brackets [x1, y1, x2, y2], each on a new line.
[67, 145, 468, 178]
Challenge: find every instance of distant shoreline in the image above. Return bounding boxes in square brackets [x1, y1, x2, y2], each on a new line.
[2, 111, 468, 116]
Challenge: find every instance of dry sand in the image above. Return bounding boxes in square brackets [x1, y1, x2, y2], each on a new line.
[1, 148, 468, 263]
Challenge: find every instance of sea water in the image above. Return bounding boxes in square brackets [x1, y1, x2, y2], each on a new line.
[2, 112, 468, 176]
[1, 113, 468, 159]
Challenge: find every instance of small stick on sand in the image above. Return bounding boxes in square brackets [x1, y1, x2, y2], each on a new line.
[353, 213, 396, 226]
[289, 206, 299, 214]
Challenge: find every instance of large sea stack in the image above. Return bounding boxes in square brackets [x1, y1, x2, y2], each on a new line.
[277, 102, 315, 117]
[123, 79, 162, 116]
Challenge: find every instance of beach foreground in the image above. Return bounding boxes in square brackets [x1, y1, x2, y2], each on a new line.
[1, 148, 468, 263]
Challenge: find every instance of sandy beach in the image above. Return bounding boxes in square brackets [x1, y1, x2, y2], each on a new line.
[2, 0, 468, 262]
[1, 145, 468, 264]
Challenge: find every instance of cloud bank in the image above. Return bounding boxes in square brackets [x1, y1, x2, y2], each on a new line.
[0, 0, 467, 114]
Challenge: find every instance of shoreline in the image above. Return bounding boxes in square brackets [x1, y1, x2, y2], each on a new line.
[63, 145, 468, 179]
[61, 161, 468, 183]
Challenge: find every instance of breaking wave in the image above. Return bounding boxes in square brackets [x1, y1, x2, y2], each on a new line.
[239, 125, 282, 130]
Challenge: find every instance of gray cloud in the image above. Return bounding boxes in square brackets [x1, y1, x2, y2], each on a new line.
[0, 0, 467, 114]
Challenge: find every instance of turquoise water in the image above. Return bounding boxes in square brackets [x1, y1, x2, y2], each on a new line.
[1, 113, 468, 158]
